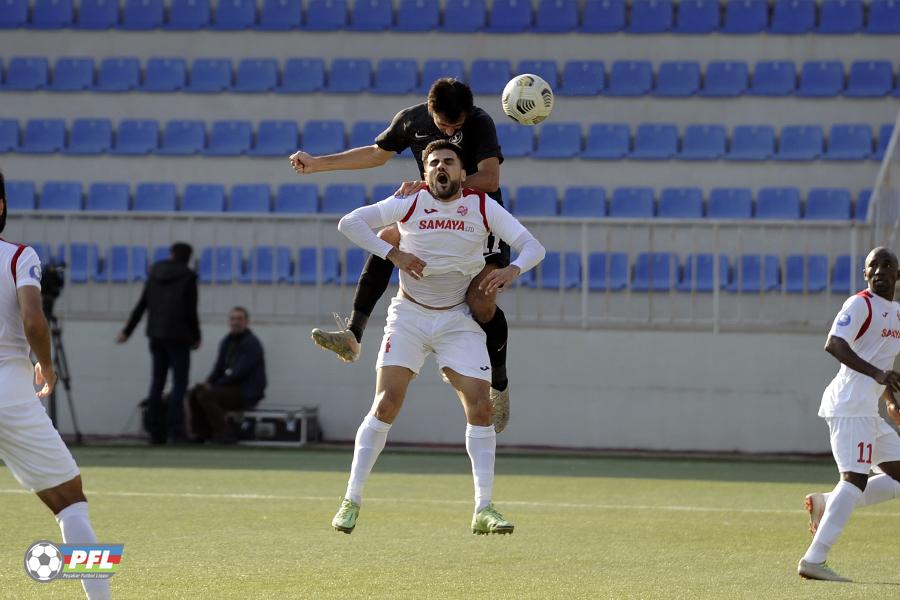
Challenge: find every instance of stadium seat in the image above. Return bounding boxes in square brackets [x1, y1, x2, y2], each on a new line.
[534, 123, 581, 159]
[159, 120, 205, 155]
[469, 60, 512, 94]
[708, 188, 753, 219]
[534, 0, 577, 31]
[517, 60, 558, 87]
[673, 0, 719, 33]
[844, 60, 893, 97]
[610, 187, 654, 218]
[167, 0, 210, 29]
[606, 61, 653, 96]
[349, 0, 392, 30]
[418, 60, 466, 93]
[297, 247, 340, 284]
[141, 57, 187, 92]
[441, 0, 486, 31]
[258, 0, 301, 29]
[628, 0, 672, 32]
[832, 255, 866, 293]
[679, 125, 726, 160]
[96, 57, 140, 92]
[797, 61, 844, 97]
[653, 61, 700, 97]
[580, 0, 625, 31]
[749, 60, 796, 96]
[40, 182, 82, 211]
[182, 184, 225, 212]
[496, 123, 533, 157]
[199, 247, 241, 284]
[5, 181, 36, 210]
[371, 184, 399, 202]
[112, 119, 159, 155]
[805, 188, 852, 219]
[559, 60, 605, 96]
[86, 183, 130, 211]
[562, 187, 606, 217]
[533, 252, 581, 289]
[239, 246, 291, 284]
[4, 57, 49, 90]
[106, 246, 149, 282]
[326, 58, 372, 93]
[583, 123, 630, 159]
[134, 183, 177, 211]
[0, 0, 29, 28]
[856, 190, 871, 220]
[487, 0, 532, 32]
[306, 0, 348, 28]
[633, 253, 675, 292]
[866, 0, 900, 33]
[121, 0, 164, 29]
[47, 57, 95, 91]
[659, 188, 703, 218]
[206, 120, 252, 156]
[631, 124, 678, 160]
[677, 254, 729, 292]
[776, 125, 824, 160]
[726, 125, 774, 160]
[700, 61, 749, 97]
[728, 255, 780, 292]
[349, 121, 389, 149]
[234, 58, 278, 92]
[29, 243, 54, 265]
[588, 252, 628, 291]
[874, 124, 894, 161]
[321, 184, 366, 214]
[340, 248, 367, 285]
[817, 0, 863, 33]
[249, 120, 298, 156]
[756, 187, 801, 219]
[31, 0, 74, 28]
[0, 120, 18, 152]
[151, 246, 170, 264]
[275, 184, 318, 213]
[372, 59, 418, 94]
[214, 0, 256, 29]
[64, 244, 101, 283]
[20, 119, 65, 154]
[229, 184, 271, 213]
[301, 120, 345, 155]
[185, 58, 233, 93]
[514, 186, 557, 215]
[722, 0, 767, 33]
[770, 0, 814, 33]
[824, 124, 872, 160]
[278, 58, 325, 93]
[395, 0, 438, 30]
[65, 118, 112, 154]
[785, 255, 828, 293]
[75, 0, 119, 28]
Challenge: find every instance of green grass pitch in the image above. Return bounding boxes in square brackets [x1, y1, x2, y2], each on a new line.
[1, 447, 898, 599]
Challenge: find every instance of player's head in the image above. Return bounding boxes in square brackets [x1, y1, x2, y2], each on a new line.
[864, 246, 899, 300]
[229, 306, 249, 335]
[423, 140, 465, 201]
[0, 169, 6, 234]
[169, 242, 193, 265]
[427, 78, 474, 136]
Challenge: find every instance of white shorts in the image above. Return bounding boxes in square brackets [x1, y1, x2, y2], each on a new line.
[0, 399, 80, 492]
[826, 416, 900, 474]
[376, 296, 491, 383]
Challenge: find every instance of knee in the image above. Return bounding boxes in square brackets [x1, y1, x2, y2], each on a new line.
[373, 392, 402, 423]
[377, 226, 401, 248]
[466, 289, 496, 323]
[469, 396, 493, 427]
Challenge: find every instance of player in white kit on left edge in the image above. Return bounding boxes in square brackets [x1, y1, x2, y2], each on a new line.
[0, 171, 111, 599]
[328, 140, 545, 535]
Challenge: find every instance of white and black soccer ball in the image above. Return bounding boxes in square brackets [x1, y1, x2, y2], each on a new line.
[25, 541, 63, 582]
[501, 74, 555, 126]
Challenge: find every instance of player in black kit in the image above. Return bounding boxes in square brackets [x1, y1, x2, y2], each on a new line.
[289, 79, 513, 432]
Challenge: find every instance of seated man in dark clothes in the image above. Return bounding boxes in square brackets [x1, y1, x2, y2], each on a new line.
[189, 307, 267, 443]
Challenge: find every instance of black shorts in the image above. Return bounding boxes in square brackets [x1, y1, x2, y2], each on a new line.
[483, 235, 511, 268]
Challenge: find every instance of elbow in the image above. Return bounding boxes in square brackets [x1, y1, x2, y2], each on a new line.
[535, 243, 546, 264]
[337, 215, 350, 234]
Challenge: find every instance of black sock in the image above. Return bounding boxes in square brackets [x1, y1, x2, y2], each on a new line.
[347, 254, 394, 343]
[477, 307, 508, 391]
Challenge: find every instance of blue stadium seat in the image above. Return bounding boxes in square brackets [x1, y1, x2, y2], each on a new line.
[562, 187, 606, 217]
[0, 119, 18, 152]
[818, 0, 863, 33]
[4, 57, 49, 90]
[214, 0, 256, 29]
[581, 0, 625, 31]
[326, 58, 372, 93]
[167, 0, 210, 29]
[588, 252, 628, 291]
[559, 60, 605, 96]
[726, 125, 774, 160]
[182, 184, 225, 212]
[749, 60, 796, 96]
[845, 60, 893, 97]
[583, 123, 630, 159]
[185, 58, 233, 93]
[673, 0, 719, 33]
[708, 188, 753, 219]
[631, 123, 678, 160]
[206, 120, 252, 156]
[785, 255, 828, 293]
[0, 0, 29, 28]
[534, 252, 581, 289]
[199, 247, 241, 284]
[66, 118, 112, 154]
[700, 61, 749, 97]
[866, 0, 900, 33]
[418, 60, 466, 93]
[31, 0, 74, 28]
[728, 255, 780, 292]
[349, 121, 389, 149]
[856, 189, 871, 220]
[250, 120, 298, 156]
[628, 0, 672, 32]
[159, 120, 205, 155]
[515, 186, 557, 215]
[141, 57, 186, 92]
[797, 61, 844, 97]
[469, 60, 511, 94]
[517, 60, 559, 87]
[677, 254, 729, 292]
[86, 183, 130, 211]
[40, 182, 82, 211]
[112, 119, 159, 155]
[770, 0, 814, 33]
[240, 246, 293, 284]
[496, 123, 533, 157]
[659, 188, 703, 218]
[805, 188, 852, 219]
[756, 187, 801, 219]
[151, 246, 170, 264]
[342, 248, 367, 285]
[134, 183, 177, 212]
[258, 0, 301, 29]
[278, 58, 325, 93]
[722, 0, 767, 33]
[487, 0, 532, 32]
[653, 61, 700, 97]
[776, 125, 824, 161]
[396, 0, 438, 30]
[96, 57, 140, 92]
[633, 253, 675, 292]
[825, 124, 872, 160]
[275, 184, 318, 213]
[349, 0, 392, 30]
[874, 124, 894, 161]
[606, 61, 653, 96]
[322, 184, 366, 214]
[534, 123, 581, 158]
[229, 184, 271, 213]
[832, 255, 865, 293]
[65, 244, 101, 283]
[47, 57, 95, 91]
[121, 0, 164, 29]
[371, 184, 399, 202]
[107, 246, 149, 282]
[20, 119, 65, 154]
[441, 0, 486, 31]
[297, 247, 340, 284]
[372, 59, 418, 94]
[76, 0, 119, 28]
[679, 125, 725, 160]
[5, 181, 36, 210]
[234, 58, 278, 92]
[302, 120, 345, 155]
[534, 0, 577, 31]
[610, 187, 654, 217]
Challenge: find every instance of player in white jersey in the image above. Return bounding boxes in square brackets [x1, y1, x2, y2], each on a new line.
[797, 246, 900, 582]
[0, 172, 111, 599]
[328, 141, 545, 535]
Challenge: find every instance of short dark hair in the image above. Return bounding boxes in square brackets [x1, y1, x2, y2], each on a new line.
[0, 169, 7, 234]
[170, 242, 193, 264]
[422, 140, 464, 165]
[0, 169, 5, 204]
[231, 306, 250, 320]
[427, 78, 474, 124]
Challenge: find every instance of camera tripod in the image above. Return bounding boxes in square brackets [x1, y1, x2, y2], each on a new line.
[47, 314, 83, 444]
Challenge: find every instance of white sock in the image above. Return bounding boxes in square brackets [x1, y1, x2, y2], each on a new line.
[855, 474, 900, 507]
[803, 480, 862, 564]
[56, 502, 112, 600]
[466, 424, 496, 512]
[345, 414, 391, 505]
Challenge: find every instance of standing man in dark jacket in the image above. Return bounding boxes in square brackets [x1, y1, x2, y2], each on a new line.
[117, 242, 201, 444]
[188, 307, 266, 443]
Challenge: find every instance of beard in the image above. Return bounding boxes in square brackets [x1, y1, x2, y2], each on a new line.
[429, 172, 461, 200]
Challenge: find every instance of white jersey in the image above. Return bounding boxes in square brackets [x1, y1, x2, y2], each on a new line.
[820, 290, 900, 417]
[0, 239, 42, 408]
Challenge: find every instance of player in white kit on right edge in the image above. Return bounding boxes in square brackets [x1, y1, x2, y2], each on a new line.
[798, 246, 900, 582]
[328, 140, 545, 534]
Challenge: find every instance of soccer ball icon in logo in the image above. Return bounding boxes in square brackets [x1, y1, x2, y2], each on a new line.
[24, 541, 63, 582]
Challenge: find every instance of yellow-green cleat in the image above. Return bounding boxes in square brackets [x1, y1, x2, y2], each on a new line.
[311, 314, 361, 363]
[798, 559, 850, 582]
[471, 503, 514, 535]
[332, 498, 360, 534]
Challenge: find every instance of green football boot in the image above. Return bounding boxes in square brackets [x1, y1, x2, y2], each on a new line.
[332, 498, 360, 534]
[471, 503, 514, 535]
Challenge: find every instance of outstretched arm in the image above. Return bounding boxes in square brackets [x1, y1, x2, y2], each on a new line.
[290, 145, 394, 175]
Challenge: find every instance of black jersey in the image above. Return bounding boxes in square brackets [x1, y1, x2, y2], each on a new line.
[375, 103, 504, 204]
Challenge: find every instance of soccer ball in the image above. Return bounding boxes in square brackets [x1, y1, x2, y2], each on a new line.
[501, 74, 554, 126]
[25, 542, 63, 582]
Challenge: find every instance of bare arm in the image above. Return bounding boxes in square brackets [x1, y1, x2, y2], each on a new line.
[462, 157, 501, 193]
[825, 335, 900, 390]
[290, 145, 394, 175]
[17, 285, 56, 397]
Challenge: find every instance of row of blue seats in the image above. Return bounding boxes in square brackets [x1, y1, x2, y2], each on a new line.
[1, 118, 893, 161]
[3, 56, 900, 97]
[2, 0, 899, 34]
[5, 180, 873, 220]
